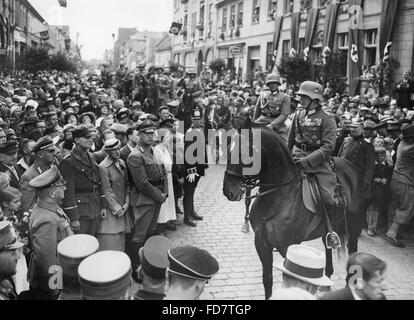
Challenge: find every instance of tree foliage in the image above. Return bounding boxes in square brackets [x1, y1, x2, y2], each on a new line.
[209, 59, 226, 76]
[15, 47, 79, 73]
[317, 51, 348, 95]
[277, 54, 312, 90]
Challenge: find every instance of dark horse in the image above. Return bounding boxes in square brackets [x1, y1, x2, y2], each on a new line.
[223, 125, 364, 299]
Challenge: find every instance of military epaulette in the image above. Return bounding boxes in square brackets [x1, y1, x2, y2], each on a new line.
[62, 153, 72, 160]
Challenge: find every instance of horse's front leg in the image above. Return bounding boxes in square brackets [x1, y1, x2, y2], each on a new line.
[242, 188, 252, 233]
[255, 233, 273, 299]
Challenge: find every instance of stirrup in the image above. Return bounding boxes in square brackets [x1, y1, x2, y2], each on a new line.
[241, 221, 250, 233]
[326, 231, 341, 249]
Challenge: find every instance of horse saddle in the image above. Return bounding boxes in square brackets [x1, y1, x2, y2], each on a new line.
[302, 174, 320, 215]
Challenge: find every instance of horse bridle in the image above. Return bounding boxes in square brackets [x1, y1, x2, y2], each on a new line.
[225, 169, 296, 200]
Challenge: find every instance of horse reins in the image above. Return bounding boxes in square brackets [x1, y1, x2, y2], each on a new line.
[225, 170, 296, 200]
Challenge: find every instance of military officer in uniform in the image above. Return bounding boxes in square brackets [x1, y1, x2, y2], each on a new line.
[20, 136, 58, 213]
[185, 68, 203, 99]
[127, 120, 167, 281]
[28, 166, 73, 300]
[183, 106, 208, 227]
[59, 126, 106, 236]
[253, 73, 292, 142]
[155, 66, 172, 105]
[133, 62, 147, 104]
[338, 121, 376, 253]
[287, 81, 339, 248]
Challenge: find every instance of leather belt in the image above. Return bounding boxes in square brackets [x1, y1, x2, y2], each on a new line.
[295, 143, 319, 152]
[76, 186, 99, 194]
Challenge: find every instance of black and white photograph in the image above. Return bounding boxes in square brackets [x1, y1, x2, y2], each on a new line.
[0, 0, 414, 305]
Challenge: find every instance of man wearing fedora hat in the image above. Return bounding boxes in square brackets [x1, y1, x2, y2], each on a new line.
[253, 73, 291, 142]
[273, 244, 332, 299]
[385, 124, 414, 247]
[0, 221, 24, 300]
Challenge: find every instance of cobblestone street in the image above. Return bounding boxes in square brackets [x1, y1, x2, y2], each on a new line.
[162, 165, 414, 300]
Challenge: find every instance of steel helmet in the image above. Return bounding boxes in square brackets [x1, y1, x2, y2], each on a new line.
[266, 73, 281, 85]
[296, 81, 323, 101]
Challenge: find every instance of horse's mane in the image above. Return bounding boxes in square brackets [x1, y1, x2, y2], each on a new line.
[259, 126, 296, 167]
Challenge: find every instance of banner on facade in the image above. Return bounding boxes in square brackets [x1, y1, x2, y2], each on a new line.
[290, 12, 300, 51]
[58, 0, 67, 8]
[379, 0, 400, 62]
[169, 22, 183, 35]
[323, 3, 339, 50]
[348, 0, 364, 97]
[271, 16, 283, 70]
[40, 30, 49, 41]
[303, 8, 318, 61]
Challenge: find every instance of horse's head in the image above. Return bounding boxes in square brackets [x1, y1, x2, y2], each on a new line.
[223, 128, 260, 202]
[223, 126, 297, 202]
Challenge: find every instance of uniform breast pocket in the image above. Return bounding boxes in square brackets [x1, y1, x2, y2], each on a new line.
[76, 194, 91, 218]
[57, 220, 71, 241]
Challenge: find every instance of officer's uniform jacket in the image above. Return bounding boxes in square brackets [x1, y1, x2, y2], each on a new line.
[133, 71, 147, 93]
[28, 199, 73, 289]
[19, 161, 52, 213]
[338, 135, 376, 187]
[288, 106, 337, 170]
[127, 144, 168, 207]
[253, 90, 291, 138]
[184, 128, 208, 177]
[59, 145, 106, 222]
[156, 74, 172, 104]
[185, 78, 203, 98]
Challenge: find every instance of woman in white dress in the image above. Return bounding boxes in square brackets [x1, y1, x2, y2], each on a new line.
[154, 128, 177, 232]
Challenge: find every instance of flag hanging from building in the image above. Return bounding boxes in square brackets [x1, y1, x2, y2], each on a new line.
[58, 0, 67, 7]
[290, 12, 300, 51]
[271, 16, 283, 70]
[348, 0, 364, 97]
[169, 22, 183, 35]
[383, 41, 392, 63]
[379, 0, 400, 63]
[323, 3, 339, 51]
[40, 30, 49, 41]
[304, 8, 318, 61]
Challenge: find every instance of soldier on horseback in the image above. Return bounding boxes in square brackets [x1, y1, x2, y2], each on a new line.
[133, 62, 147, 104]
[253, 73, 292, 142]
[287, 81, 341, 248]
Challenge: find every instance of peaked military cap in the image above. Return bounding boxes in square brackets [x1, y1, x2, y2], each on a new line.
[158, 118, 175, 130]
[167, 100, 180, 108]
[72, 125, 92, 139]
[137, 120, 156, 133]
[32, 136, 55, 154]
[29, 166, 66, 190]
[363, 120, 376, 130]
[110, 123, 128, 134]
[167, 245, 219, 281]
[0, 140, 19, 155]
[140, 236, 173, 280]
[402, 124, 414, 139]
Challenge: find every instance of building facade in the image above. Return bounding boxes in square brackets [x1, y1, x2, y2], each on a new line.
[154, 33, 172, 67]
[171, 0, 414, 86]
[171, 0, 217, 73]
[0, 0, 15, 65]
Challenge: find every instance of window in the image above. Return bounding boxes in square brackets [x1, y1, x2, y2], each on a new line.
[268, 0, 278, 20]
[252, 0, 260, 24]
[313, 30, 324, 46]
[183, 14, 188, 41]
[282, 39, 290, 55]
[337, 32, 348, 49]
[237, 1, 244, 28]
[191, 12, 197, 34]
[230, 4, 236, 28]
[208, 3, 213, 24]
[284, 0, 293, 14]
[222, 7, 228, 32]
[266, 42, 274, 70]
[364, 29, 377, 46]
[365, 47, 377, 68]
[313, 47, 322, 63]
